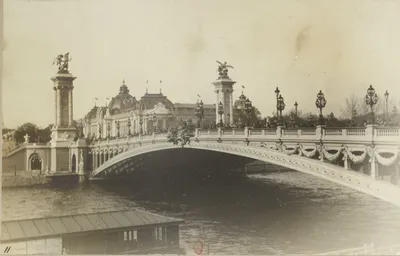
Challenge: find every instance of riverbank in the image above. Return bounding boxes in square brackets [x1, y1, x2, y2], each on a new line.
[2, 170, 48, 188]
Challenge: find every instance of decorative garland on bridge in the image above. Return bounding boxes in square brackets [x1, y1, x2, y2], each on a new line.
[282, 145, 298, 155]
[299, 145, 318, 158]
[321, 146, 342, 162]
[373, 151, 399, 166]
[343, 146, 368, 164]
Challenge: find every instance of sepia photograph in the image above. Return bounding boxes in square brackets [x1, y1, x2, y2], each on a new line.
[2, 0, 400, 255]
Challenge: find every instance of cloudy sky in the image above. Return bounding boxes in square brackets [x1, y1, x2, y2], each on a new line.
[3, 0, 400, 128]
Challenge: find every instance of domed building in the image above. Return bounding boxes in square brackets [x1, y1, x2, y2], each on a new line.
[82, 80, 217, 138]
[232, 92, 261, 128]
[107, 80, 137, 115]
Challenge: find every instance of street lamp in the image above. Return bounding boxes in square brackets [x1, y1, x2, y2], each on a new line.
[315, 90, 327, 125]
[384, 90, 389, 121]
[195, 100, 204, 128]
[218, 101, 224, 127]
[139, 115, 143, 135]
[364, 85, 378, 124]
[275, 87, 280, 119]
[244, 98, 253, 127]
[115, 120, 120, 137]
[294, 101, 299, 126]
[107, 121, 111, 138]
[127, 118, 131, 136]
[277, 94, 285, 126]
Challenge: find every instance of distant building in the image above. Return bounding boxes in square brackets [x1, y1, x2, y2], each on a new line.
[83, 81, 216, 138]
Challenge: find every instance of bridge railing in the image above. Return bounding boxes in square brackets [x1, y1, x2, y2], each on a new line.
[5, 144, 26, 156]
[4, 142, 49, 157]
[90, 125, 400, 148]
[375, 127, 400, 137]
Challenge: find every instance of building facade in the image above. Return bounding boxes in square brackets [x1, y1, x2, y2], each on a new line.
[82, 81, 217, 138]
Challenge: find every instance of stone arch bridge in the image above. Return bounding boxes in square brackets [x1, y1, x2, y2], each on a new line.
[3, 125, 400, 207]
[89, 125, 400, 207]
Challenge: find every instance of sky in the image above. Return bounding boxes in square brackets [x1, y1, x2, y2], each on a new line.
[3, 0, 400, 128]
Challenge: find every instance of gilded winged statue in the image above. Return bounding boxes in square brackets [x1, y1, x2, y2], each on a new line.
[53, 52, 72, 72]
[216, 61, 234, 78]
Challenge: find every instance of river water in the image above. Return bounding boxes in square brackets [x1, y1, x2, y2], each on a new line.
[3, 169, 400, 255]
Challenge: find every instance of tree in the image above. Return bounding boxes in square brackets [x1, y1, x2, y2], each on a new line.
[13, 123, 53, 145]
[2, 128, 13, 135]
[340, 94, 364, 119]
[14, 123, 39, 144]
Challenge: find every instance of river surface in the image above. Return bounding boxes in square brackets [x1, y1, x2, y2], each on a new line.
[3, 169, 400, 255]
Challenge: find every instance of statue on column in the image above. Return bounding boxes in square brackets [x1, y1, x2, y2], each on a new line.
[216, 61, 234, 79]
[53, 52, 72, 73]
[24, 134, 30, 143]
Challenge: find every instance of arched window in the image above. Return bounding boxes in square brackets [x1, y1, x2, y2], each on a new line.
[29, 154, 42, 171]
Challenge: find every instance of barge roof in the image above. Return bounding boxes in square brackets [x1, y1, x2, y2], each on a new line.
[1, 209, 183, 243]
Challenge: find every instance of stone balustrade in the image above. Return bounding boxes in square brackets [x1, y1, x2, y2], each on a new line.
[192, 125, 400, 146]
[87, 125, 400, 150]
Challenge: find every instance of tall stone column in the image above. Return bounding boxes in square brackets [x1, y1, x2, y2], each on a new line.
[54, 89, 58, 128]
[57, 90, 62, 126]
[213, 78, 236, 126]
[68, 90, 73, 127]
[229, 90, 234, 125]
[50, 69, 78, 173]
[215, 90, 220, 124]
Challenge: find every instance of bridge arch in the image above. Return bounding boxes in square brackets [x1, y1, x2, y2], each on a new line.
[28, 153, 42, 171]
[90, 142, 400, 207]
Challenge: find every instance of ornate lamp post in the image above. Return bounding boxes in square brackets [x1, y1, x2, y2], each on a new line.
[195, 100, 204, 128]
[275, 87, 280, 120]
[384, 90, 389, 121]
[115, 120, 120, 137]
[244, 98, 253, 127]
[107, 121, 111, 138]
[364, 85, 379, 124]
[218, 101, 224, 127]
[139, 115, 143, 135]
[277, 94, 285, 126]
[294, 101, 298, 126]
[199, 100, 204, 121]
[315, 90, 327, 125]
[127, 118, 131, 136]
